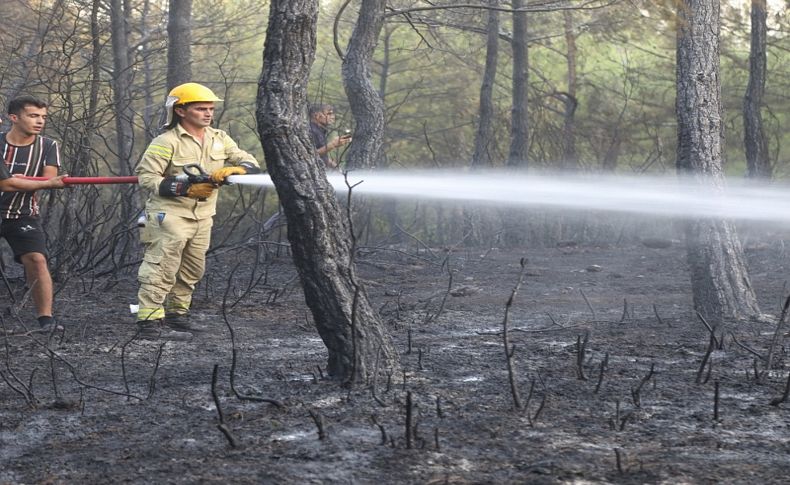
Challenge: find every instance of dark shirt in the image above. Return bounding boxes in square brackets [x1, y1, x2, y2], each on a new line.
[0, 133, 61, 219]
[309, 120, 329, 166]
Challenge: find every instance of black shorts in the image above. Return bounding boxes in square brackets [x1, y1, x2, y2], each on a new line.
[0, 216, 48, 263]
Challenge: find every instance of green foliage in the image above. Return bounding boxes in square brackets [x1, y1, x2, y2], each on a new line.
[2, 0, 790, 178]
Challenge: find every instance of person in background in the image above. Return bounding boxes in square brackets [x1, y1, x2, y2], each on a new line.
[308, 103, 351, 169]
[0, 96, 66, 332]
[134, 82, 261, 340]
[262, 103, 351, 232]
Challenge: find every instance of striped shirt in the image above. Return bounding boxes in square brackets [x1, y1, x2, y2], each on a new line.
[0, 133, 61, 218]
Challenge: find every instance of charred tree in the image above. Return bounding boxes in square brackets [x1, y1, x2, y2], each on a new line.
[52, 0, 104, 278]
[507, 0, 529, 168]
[108, 0, 136, 266]
[257, 0, 398, 383]
[561, 9, 578, 171]
[342, 0, 387, 169]
[743, 0, 770, 179]
[675, 0, 761, 322]
[109, 0, 134, 177]
[166, 0, 193, 91]
[471, 0, 500, 168]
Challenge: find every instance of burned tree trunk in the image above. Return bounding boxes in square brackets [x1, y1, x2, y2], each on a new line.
[109, 0, 134, 177]
[166, 0, 193, 91]
[471, 0, 499, 168]
[675, 0, 761, 322]
[561, 9, 578, 171]
[257, 0, 398, 384]
[342, 0, 387, 169]
[743, 0, 770, 179]
[507, 0, 528, 168]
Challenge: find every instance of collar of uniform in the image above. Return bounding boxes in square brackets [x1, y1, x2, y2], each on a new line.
[173, 123, 218, 142]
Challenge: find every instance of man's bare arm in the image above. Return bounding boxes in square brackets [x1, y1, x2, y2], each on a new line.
[0, 175, 67, 191]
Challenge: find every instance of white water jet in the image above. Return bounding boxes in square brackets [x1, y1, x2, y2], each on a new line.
[227, 170, 790, 224]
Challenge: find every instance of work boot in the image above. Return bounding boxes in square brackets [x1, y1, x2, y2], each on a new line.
[36, 315, 64, 333]
[164, 313, 205, 333]
[136, 319, 192, 341]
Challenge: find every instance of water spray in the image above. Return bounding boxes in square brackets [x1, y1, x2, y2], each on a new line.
[23, 169, 790, 224]
[228, 170, 790, 225]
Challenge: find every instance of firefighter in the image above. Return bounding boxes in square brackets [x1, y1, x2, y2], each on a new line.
[135, 82, 261, 340]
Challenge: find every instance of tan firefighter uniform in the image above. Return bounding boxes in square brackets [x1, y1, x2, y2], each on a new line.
[136, 122, 260, 321]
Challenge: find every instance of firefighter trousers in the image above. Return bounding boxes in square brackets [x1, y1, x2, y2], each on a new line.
[137, 212, 213, 321]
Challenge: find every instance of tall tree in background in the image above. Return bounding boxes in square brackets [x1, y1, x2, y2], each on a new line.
[471, 0, 500, 168]
[257, 0, 398, 384]
[109, 0, 135, 177]
[675, 0, 761, 322]
[560, 9, 578, 170]
[743, 0, 770, 179]
[167, 0, 193, 90]
[507, 0, 529, 167]
[342, 0, 387, 169]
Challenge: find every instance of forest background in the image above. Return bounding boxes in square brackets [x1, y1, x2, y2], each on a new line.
[0, 0, 788, 272]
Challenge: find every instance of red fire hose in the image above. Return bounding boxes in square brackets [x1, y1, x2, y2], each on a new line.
[21, 176, 139, 185]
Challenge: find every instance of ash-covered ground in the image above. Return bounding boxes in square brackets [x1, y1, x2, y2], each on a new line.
[1, 235, 789, 484]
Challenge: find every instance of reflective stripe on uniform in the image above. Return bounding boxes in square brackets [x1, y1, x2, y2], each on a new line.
[164, 301, 190, 314]
[137, 307, 165, 321]
[144, 144, 173, 158]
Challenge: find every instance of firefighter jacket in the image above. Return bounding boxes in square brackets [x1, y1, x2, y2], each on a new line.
[136, 123, 260, 220]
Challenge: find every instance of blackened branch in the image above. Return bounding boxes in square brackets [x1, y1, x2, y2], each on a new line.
[211, 364, 240, 448]
[769, 372, 790, 407]
[503, 258, 528, 410]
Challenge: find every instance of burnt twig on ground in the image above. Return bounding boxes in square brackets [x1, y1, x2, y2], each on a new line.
[424, 262, 453, 325]
[309, 409, 327, 440]
[769, 372, 790, 406]
[371, 414, 387, 444]
[729, 332, 765, 361]
[221, 273, 283, 407]
[211, 364, 240, 448]
[48, 349, 60, 401]
[631, 363, 655, 408]
[653, 304, 671, 328]
[615, 448, 624, 473]
[20, 321, 144, 401]
[145, 343, 166, 400]
[765, 295, 790, 372]
[595, 352, 609, 394]
[579, 289, 596, 320]
[0, 316, 37, 407]
[371, 345, 387, 406]
[610, 400, 631, 431]
[406, 390, 414, 449]
[696, 332, 716, 385]
[576, 332, 589, 381]
[620, 298, 629, 322]
[695, 312, 720, 348]
[503, 258, 528, 410]
[546, 312, 559, 326]
[713, 380, 720, 422]
[120, 329, 142, 398]
[530, 394, 547, 427]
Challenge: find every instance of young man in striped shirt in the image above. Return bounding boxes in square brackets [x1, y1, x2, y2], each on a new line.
[0, 96, 63, 331]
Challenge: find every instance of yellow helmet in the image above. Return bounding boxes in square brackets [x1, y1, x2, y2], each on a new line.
[162, 82, 222, 127]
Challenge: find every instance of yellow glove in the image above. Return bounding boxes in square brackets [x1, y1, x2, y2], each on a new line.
[210, 166, 247, 184]
[186, 182, 216, 200]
